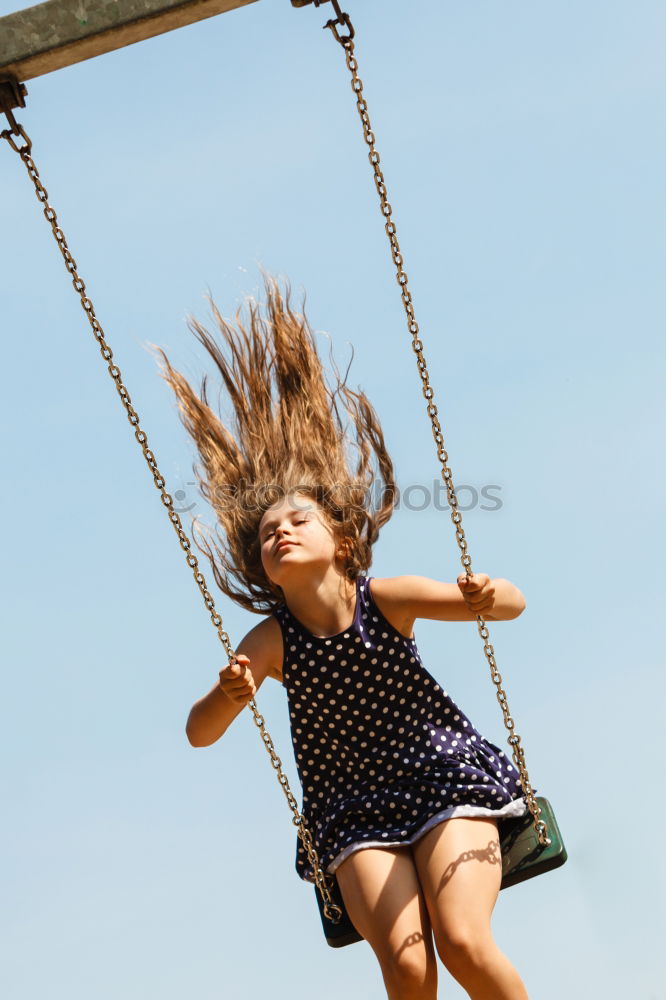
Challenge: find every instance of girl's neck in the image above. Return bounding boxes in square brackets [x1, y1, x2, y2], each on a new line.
[280, 568, 358, 639]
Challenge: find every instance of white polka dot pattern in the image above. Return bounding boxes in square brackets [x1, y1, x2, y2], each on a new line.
[273, 576, 527, 884]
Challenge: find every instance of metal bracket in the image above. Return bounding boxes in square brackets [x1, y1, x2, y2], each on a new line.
[0, 74, 28, 113]
[0, 74, 28, 134]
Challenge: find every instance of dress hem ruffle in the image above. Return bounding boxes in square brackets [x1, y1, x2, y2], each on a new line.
[322, 796, 528, 877]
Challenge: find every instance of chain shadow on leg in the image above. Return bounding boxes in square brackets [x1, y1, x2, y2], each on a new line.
[335, 844, 439, 1000]
[411, 817, 529, 1000]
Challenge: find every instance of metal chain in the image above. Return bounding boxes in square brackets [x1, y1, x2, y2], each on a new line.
[0, 116, 343, 920]
[321, 9, 549, 846]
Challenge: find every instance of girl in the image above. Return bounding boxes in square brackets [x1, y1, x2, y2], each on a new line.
[157, 278, 530, 1000]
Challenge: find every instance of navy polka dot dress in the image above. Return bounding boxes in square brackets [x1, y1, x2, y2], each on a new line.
[272, 575, 527, 884]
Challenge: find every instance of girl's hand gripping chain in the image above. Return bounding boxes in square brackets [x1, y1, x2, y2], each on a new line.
[219, 654, 257, 705]
[457, 572, 496, 617]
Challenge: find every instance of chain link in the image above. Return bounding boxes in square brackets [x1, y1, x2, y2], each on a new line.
[0, 116, 344, 920]
[323, 16, 549, 847]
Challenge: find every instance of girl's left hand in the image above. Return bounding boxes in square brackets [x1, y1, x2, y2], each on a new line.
[457, 572, 495, 616]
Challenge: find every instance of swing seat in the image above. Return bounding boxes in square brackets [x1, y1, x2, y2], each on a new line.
[315, 796, 567, 948]
[499, 796, 567, 889]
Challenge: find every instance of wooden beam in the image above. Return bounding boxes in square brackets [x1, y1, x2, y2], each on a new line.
[0, 0, 260, 82]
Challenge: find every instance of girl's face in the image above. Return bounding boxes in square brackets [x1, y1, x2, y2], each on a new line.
[258, 493, 341, 588]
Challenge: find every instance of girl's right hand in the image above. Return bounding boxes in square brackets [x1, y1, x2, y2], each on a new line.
[219, 654, 257, 704]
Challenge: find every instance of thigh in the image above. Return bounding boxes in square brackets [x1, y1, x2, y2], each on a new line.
[335, 845, 436, 964]
[411, 817, 502, 946]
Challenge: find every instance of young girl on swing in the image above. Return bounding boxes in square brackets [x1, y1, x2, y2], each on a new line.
[158, 278, 530, 1000]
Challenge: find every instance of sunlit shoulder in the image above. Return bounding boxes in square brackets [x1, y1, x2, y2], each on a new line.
[237, 614, 284, 683]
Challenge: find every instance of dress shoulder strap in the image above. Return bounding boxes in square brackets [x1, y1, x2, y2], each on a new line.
[271, 601, 293, 634]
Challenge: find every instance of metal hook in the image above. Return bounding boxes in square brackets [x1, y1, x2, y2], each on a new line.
[290, 0, 354, 45]
[324, 1, 354, 46]
[1, 106, 20, 134]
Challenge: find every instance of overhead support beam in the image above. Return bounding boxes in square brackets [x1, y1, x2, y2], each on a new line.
[0, 0, 260, 83]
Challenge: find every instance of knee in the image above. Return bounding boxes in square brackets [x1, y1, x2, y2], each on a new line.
[437, 927, 494, 981]
[381, 945, 437, 1000]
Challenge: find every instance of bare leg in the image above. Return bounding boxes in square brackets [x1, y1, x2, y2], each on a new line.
[412, 817, 529, 1000]
[335, 845, 439, 1000]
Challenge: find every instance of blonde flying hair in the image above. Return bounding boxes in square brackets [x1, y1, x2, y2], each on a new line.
[154, 277, 396, 613]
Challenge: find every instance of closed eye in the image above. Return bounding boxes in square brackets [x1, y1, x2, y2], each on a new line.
[262, 515, 310, 542]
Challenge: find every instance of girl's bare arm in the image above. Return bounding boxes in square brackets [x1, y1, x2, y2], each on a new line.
[371, 574, 526, 633]
[186, 615, 283, 747]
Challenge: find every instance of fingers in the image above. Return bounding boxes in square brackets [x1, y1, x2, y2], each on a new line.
[457, 572, 489, 590]
[219, 654, 257, 703]
[457, 573, 494, 612]
[226, 654, 251, 676]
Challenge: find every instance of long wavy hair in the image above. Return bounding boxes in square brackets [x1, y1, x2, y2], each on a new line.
[153, 277, 396, 613]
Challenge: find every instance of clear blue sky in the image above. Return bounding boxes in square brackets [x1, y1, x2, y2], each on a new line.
[1, 1, 664, 997]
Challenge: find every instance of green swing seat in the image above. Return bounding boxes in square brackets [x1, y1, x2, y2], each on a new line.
[316, 796, 567, 948]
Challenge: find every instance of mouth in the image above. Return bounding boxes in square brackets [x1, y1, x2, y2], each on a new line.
[275, 541, 296, 553]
